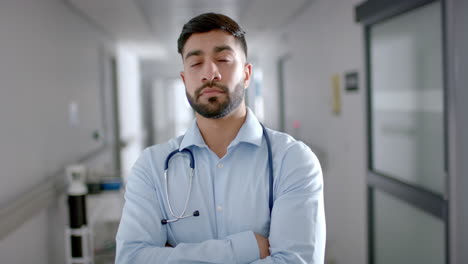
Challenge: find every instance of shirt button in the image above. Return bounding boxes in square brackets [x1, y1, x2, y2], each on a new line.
[217, 163, 224, 169]
[217, 205, 223, 211]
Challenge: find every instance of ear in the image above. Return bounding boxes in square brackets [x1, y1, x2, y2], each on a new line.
[180, 71, 186, 85]
[243, 63, 253, 88]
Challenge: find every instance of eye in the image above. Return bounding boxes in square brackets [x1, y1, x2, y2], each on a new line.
[218, 58, 231, 63]
[190, 62, 201, 68]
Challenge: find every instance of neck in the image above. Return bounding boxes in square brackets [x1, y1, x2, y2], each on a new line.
[196, 104, 247, 158]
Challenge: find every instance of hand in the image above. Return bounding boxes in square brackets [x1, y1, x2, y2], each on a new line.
[254, 233, 270, 259]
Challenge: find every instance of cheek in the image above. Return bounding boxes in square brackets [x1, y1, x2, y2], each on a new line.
[183, 74, 199, 90]
[185, 84, 197, 96]
[221, 65, 244, 82]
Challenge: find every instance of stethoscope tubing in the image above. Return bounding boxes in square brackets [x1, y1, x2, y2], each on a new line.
[164, 168, 194, 220]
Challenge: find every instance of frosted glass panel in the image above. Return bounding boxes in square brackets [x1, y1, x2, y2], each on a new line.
[374, 190, 445, 264]
[370, 2, 445, 194]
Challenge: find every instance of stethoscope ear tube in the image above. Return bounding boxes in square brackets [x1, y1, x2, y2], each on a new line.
[164, 149, 194, 170]
[263, 125, 274, 214]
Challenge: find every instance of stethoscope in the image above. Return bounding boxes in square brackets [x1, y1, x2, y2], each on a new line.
[161, 124, 273, 225]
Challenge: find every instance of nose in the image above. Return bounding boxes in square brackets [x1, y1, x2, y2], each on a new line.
[201, 61, 221, 83]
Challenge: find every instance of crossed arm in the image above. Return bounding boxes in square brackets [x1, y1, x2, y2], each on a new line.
[115, 144, 325, 263]
[166, 233, 269, 259]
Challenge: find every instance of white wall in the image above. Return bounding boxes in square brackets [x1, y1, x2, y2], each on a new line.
[0, 0, 112, 263]
[116, 47, 144, 179]
[151, 78, 194, 145]
[255, 0, 367, 263]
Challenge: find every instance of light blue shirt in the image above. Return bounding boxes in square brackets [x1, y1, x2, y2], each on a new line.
[116, 109, 326, 263]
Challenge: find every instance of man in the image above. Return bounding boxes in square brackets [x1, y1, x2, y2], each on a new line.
[116, 13, 325, 263]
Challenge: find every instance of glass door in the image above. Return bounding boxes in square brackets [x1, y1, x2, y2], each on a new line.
[356, 1, 448, 263]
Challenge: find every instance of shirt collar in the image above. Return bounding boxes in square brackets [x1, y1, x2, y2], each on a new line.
[179, 108, 263, 151]
[179, 119, 207, 151]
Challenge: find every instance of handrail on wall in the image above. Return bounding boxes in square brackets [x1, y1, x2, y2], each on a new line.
[0, 145, 112, 240]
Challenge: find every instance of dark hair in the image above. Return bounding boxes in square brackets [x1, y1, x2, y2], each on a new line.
[177, 13, 247, 58]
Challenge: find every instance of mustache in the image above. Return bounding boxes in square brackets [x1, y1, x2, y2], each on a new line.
[195, 81, 229, 98]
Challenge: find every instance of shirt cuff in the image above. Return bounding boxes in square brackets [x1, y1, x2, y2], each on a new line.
[228, 230, 259, 263]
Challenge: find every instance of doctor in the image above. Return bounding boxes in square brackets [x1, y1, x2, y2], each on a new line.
[116, 12, 326, 263]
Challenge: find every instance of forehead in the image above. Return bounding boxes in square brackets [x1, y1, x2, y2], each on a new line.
[183, 30, 243, 58]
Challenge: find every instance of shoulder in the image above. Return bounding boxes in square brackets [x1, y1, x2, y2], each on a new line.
[265, 128, 318, 163]
[130, 136, 184, 181]
[265, 128, 321, 181]
[143, 136, 183, 163]
[265, 128, 323, 195]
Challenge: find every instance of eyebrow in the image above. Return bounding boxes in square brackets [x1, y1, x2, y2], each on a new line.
[184, 50, 203, 61]
[214, 45, 234, 53]
[184, 45, 235, 61]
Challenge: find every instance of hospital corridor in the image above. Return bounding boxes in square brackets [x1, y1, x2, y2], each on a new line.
[0, 0, 467, 263]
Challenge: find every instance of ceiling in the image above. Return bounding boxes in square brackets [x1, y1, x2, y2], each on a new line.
[67, 0, 313, 78]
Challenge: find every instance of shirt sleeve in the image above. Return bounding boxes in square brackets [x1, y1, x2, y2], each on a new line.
[115, 149, 260, 264]
[249, 142, 326, 264]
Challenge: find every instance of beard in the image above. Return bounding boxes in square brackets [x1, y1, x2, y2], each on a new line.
[185, 80, 245, 119]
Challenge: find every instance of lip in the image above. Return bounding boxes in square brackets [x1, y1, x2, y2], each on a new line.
[200, 87, 224, 96]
